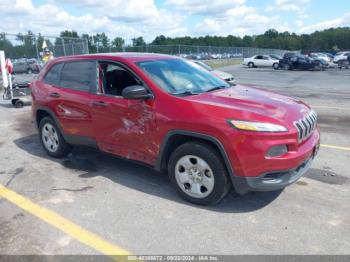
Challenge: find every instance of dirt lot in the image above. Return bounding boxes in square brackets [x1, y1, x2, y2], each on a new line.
[0, 68, 349, 257]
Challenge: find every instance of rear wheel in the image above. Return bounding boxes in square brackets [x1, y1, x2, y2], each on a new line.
[248, 62, 254, 68]
[273, 63, 279, 70]
[39, 117, 71, 158]
[27, 68, 33, 74]
[168, 142, 230, 205]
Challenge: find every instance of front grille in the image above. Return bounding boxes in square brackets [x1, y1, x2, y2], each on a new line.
[294, 110, 317, 142]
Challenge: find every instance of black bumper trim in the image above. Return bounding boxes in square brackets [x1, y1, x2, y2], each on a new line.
[231, 157, 313, 195]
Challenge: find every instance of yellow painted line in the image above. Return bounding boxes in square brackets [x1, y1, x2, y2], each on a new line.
[0, 184, 130, 260]
[321, 144, 350, 152]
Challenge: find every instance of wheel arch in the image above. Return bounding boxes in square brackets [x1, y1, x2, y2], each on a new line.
[155, 130, 235, 180]
[35, 107, 67, 140]
[36, 107, 59, 128]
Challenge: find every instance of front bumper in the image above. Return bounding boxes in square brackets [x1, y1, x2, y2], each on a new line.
[232, 152, 316, 194]
[229, 130, 320, 195]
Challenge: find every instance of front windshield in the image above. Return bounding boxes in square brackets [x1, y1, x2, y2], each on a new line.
[194, 61, 214, 71]
[136, 58, 230, 96]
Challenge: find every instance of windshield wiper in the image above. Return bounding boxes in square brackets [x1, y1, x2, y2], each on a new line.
[172, 90, 201, 96]
[206, 86, 228, 92]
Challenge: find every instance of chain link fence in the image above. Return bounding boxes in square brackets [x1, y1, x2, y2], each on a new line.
[0, 33, 89, 61]
[1, 32, 292, 61]
[94, 44, 291, 59]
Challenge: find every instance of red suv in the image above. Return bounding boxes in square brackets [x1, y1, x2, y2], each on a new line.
[31, 53, 320, 205]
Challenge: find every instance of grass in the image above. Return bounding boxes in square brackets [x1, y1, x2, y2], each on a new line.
[204, 58, 242, 69]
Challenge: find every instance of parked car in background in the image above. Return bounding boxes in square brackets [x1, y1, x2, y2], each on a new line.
[279, 55, 322, 71]
[269, 54, 282, 60]
[243, 55, 279, 69]
[309, 53, 332, 62]
[12, 58, 41, 74]
[31, 53, 320, 205]
[308, 54, 329, 69]
[337, 55, 349, 69]
[333, 51, 350, 64]
[192, 60, 235, 84]
[282, 52, 298, 59]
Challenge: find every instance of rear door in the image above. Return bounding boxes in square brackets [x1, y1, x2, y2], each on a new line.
[44, 60, 97, 140]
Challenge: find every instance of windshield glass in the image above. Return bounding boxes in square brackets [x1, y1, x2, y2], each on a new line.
[193, 61, 213, 71]
[136, 59, 230, 96]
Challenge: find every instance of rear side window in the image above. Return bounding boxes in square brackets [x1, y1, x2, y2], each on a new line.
[59, 61, 96, 92]
[44, 63, 64, 85]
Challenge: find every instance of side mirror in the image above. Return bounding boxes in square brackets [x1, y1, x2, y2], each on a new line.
[122, 85, 153, 100]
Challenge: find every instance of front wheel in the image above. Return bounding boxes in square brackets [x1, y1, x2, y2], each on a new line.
[14, 99, 24, 108]
[168, 142, 231, 205]
[39, 117, 71, 158]
[273, 63, 279, 70]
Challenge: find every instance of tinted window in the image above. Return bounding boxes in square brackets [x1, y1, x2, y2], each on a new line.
[255, 55, 263, 59]
[60, 61, 96, 92]
[44, 63, 64, 85]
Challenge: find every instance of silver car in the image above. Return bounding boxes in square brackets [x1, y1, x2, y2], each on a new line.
[192, 60, 235, 84]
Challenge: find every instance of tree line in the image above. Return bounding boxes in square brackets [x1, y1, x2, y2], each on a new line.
[1, 27, 349, 58]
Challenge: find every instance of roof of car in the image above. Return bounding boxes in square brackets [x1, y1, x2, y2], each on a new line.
[54, 52, 176, 63]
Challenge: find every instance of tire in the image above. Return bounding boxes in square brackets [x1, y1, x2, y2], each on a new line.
[273, 63, 279, 70]
[168, 142, 231, 205]
[14, 99, 24, 108]
[27, 68, 33, 74]
[248, 62, 254, 68]
[39, 117, 71, 158]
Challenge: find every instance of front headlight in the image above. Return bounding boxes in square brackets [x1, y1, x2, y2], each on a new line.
[228, 120, 288, 132]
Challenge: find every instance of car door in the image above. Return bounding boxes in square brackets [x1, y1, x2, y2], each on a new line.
[262, 56, 272, 67]
[90, 61, 158, 165]
[14, 62, 24, 73]
[254, 55, 264, 66]
[44, 60, 96, 140]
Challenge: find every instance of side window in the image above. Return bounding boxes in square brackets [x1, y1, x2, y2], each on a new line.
[44, 63, 64, 85]
[59, 61, 96, 92]
[255, 55, 263, 59]
[98, 62, 141, 96]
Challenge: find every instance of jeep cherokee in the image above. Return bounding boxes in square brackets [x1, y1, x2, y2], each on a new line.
[31, 53, 320, 205]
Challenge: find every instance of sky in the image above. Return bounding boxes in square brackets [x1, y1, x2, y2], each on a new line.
[0, 0, 349, 42]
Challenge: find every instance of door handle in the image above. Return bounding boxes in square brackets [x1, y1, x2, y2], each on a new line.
[92, 101, 108, 107]
[49, 92, 60, 98]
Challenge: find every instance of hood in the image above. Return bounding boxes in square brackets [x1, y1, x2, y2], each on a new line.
[184, 85, 311, 128]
